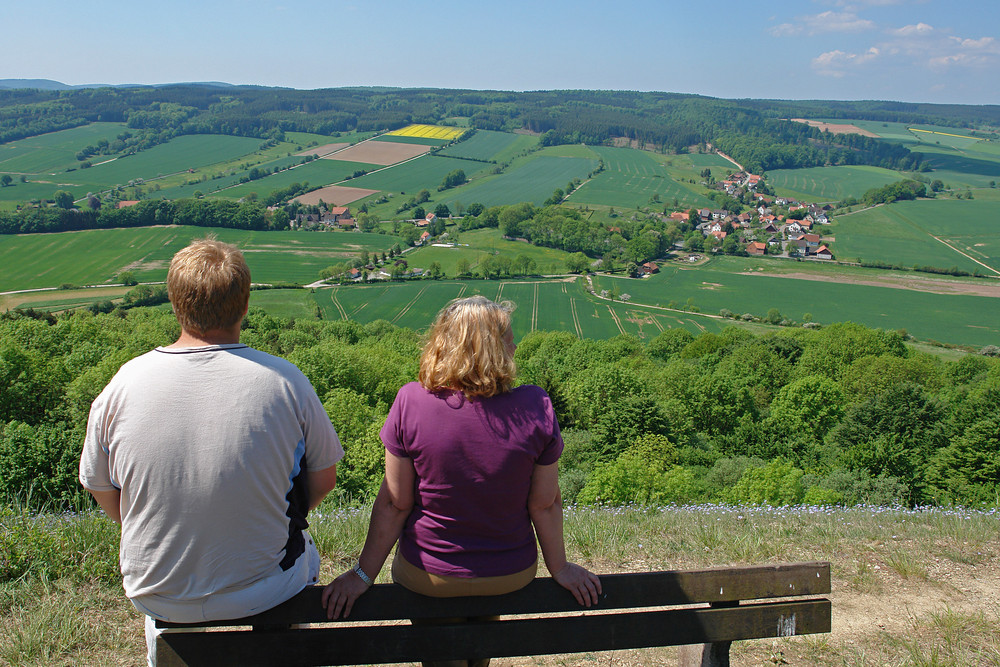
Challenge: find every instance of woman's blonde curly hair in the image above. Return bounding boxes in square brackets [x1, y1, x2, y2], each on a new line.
[419, 296, 516, 399]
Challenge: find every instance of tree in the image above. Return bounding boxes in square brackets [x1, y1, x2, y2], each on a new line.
[565, 252, 590, 274]
[116, 270, 138, 286]
[456, 258, 471, 276]
[412, 206, 425, 220]
[0, 175, 11, 187]
[434, 203, 451, 219]
[54, 190, 75, 209]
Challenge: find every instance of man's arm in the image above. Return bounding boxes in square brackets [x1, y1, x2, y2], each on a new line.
[308, 465, 337, 511]
[88, 488, 123, 524]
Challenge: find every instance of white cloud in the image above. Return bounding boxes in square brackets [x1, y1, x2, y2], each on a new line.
[890, 22, 935, 37]
[812, 47, 881, 76]
[770, 10, 874, 37]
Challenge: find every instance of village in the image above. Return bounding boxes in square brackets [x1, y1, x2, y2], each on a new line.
[286, 168, 836, 283]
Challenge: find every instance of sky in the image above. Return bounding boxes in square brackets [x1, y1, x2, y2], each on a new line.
[4, 0, 1000, 105]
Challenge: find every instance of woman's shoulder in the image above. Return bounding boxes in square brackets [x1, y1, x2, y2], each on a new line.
[510, 384, 552, 403]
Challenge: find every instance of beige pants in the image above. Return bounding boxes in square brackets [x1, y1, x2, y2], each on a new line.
[391, 552, 537, 667]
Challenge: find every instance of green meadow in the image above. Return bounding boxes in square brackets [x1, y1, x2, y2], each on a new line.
[832, 199, 1000, 273]
[568, 146, 713, 209]
[437, 130, 530, 162]
[437, 155, 598, 208]
[768, 165, 904, 202]
[349, 154, 491, 195]
[405, 227, 572, 276]
[209, 159, 382, 201]
[0, 227, 399, 291]
[248, 288, 318, 319]
[591, 256, 1000, 348]
[0, 123, 129, 175]
[314, 277, 728, 340]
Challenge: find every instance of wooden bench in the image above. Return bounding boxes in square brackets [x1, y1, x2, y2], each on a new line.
[155, 561, 831, 667]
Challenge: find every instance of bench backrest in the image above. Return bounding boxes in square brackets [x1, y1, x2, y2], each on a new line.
[156, 562, 831, 666]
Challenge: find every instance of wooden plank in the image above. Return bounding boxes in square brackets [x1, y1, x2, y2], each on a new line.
[157, 598, 831, 666]
[156, 562, 831, 629]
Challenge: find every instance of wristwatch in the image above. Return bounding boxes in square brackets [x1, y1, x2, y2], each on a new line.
[353, 563, 373, 586]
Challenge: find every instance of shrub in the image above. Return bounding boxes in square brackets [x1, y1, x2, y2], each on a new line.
[724, 459, 805, 505]
[577, 452, 695, 505]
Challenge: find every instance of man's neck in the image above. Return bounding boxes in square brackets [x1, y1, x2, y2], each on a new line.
[167, 326, 242, 349]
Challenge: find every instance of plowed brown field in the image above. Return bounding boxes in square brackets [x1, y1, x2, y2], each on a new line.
[323, 141, 430, 165]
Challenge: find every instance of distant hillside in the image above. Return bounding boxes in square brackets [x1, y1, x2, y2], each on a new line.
[0, 79, 237, 90]
[0, 79, 80, 90]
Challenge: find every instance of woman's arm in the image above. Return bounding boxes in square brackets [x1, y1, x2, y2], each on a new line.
[322, 451, 415, 619]
[527, 462, 602, 606]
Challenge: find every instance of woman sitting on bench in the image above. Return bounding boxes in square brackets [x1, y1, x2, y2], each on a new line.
[322, 295, 601, 666]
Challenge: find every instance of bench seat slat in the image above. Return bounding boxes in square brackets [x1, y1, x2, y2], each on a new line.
[157, 598, 831, 667]
[157, 562, 830, 629]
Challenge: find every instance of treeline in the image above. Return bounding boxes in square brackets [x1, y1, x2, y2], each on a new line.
[0, 198, 288, 234]
[860, 179, 927, 206]
[6, 85, 991, 177]
[3, 307, 999, 510]
[456, 201, 686, 266]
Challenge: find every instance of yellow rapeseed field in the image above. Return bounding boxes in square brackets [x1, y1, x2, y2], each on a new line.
[387, 124, 465, 141]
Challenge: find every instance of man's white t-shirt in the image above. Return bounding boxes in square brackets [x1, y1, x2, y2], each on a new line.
[80, 344, 343, 602]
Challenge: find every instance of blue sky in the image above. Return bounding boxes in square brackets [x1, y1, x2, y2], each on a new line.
[5, 0, 999, 105]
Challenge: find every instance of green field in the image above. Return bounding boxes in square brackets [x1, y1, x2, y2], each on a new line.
[917, 145, 1000, 189]
[405, 227, 573, 275]
[437, 130, 529, 162]
[314, 277, 728, 340]
[349, 154, 491, 195]
[208, 159, 382, 200]
[0, 227, 399, 291]
[569, 146, 713, 209]
[841, 120, 1000, 189]
[685, 153, 739, 170]
[590, 256, 1000, 348]
[249, 288, 318, 319]
[768, 165, 904, 202]
[4, 135, 266, 202]
[437, 155, 598, 208]
[832, 199, 1000, 273]
[0, 123, 129, 175]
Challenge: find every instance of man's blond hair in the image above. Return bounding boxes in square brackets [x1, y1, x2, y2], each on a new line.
[419, 296, 516, 399]
[167, 238, 250, 335]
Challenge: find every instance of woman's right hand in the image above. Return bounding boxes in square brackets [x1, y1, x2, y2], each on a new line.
[321, 569, 372, 619]
[552, 562, 602, 607]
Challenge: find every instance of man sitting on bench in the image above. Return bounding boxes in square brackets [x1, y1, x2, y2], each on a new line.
[79, 238, 343, 666]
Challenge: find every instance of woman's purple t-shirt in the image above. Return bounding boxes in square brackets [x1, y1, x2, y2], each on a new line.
[380, 381, 564, 578]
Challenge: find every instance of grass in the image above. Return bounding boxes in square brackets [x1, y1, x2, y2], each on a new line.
[349, 154, 491, 197]
[0, 227, 400, 291]
[833, 198, 1000, 273]
[0, 123, 129, 176]
[3, 502, 999, 666]
[437, 155, 598, 209]
[768, 165, 905, 202]
[591, 255, 1000, 348]
[437, 130, 529, 162]
[568, 145, 712, 210]
[248, 289, 318, 320]
[406, 227, 573, 275]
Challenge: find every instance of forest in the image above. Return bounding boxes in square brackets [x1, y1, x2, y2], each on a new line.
[3, 305, 998, 512]
[4, 85, 996, 177]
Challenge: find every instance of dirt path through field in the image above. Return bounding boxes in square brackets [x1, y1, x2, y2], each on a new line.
[739, 269, 1000, 297]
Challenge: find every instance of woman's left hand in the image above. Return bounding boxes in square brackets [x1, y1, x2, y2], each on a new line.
[552, 562, 602, 607]
[321, 569, 371, 619]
